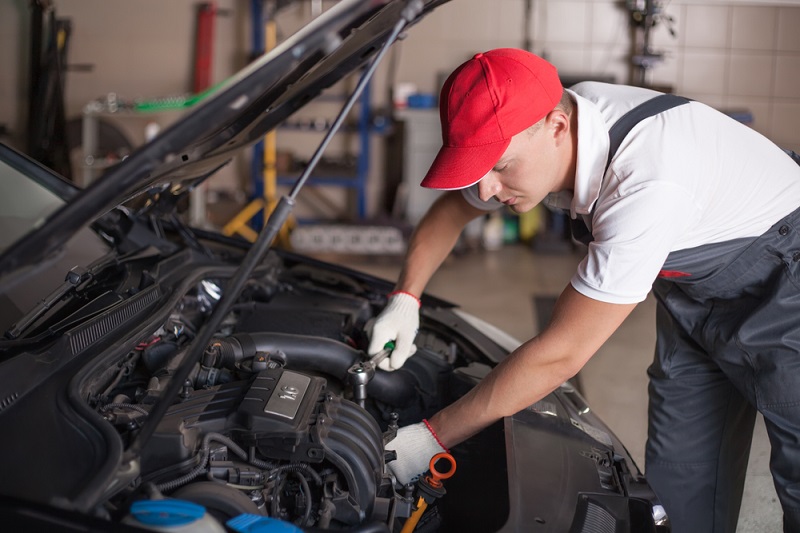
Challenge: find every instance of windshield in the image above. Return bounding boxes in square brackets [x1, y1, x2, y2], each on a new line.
[0, 145, 112, 333]
[0, 146, 71, 254]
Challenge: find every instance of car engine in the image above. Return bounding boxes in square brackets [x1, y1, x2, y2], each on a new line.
[88, 251, 471, 530]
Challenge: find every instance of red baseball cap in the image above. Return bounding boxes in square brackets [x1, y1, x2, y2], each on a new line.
[421, 49, 563, 190]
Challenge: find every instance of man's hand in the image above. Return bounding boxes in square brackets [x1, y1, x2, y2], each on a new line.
[368, 291, 420, 371]
[385, 421, 447, 485]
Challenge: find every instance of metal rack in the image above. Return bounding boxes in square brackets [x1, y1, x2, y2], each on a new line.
[224, 1, 375, 244]
[276, 82, 373, 221]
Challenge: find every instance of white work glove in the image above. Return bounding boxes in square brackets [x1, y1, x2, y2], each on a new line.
[368, 291, 420, 371]
[385, 421, 448, 486]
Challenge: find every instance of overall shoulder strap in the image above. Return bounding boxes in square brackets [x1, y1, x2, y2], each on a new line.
[570, 93, 691, 245]
[785, 149, 800, 166]
[605, 93, 691, 171]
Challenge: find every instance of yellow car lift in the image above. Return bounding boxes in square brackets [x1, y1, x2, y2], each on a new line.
[222, 6, 292, 246]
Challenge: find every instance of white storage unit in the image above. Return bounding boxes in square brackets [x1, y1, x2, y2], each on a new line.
[395, 108, 442, 225]
[396, 108, 483, 238]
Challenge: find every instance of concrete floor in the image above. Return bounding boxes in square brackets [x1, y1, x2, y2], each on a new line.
[324, 243, 782, 532]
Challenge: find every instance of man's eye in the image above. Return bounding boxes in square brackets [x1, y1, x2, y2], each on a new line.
[494, 164, 507, 172]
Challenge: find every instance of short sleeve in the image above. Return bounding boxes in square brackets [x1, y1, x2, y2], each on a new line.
[571, 181, 700, 304]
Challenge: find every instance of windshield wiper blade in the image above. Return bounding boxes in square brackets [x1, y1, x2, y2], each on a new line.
[3, 247, 162, 341]
[4, 266, 92, 340]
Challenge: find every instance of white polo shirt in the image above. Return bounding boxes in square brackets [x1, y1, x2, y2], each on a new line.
[462, 82, 800, 304]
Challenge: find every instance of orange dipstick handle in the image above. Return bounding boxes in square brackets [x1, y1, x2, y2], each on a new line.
[400, 452, 458, 533]
[425, 452, 456, 488]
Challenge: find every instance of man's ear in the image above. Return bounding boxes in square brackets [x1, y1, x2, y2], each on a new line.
[546, 108, 571, 144]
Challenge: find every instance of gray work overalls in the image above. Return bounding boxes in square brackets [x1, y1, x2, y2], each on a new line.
[648, 195, 800, 533]
[579, 95, 800, 532]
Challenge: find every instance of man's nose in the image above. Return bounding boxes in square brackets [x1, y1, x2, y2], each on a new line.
[478, 175, 501, 202]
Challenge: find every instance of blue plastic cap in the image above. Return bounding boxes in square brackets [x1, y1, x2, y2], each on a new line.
[227, 514, 304, 533]
[130, 499, 206, 526]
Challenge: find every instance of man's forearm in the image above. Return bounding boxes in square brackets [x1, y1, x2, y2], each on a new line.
[428, 334, 576, 447]
[428, 285, 637, 448]
[396, 191, 485, 296]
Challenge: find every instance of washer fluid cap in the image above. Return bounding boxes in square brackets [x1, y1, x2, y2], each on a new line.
[130, 499, 205, 526]
[227, 514, 304, 533]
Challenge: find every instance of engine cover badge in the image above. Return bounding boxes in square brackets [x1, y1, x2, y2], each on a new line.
[265, 371, 310, 419]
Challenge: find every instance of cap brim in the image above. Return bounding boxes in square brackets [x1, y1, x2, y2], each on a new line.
[420, 139, 511, 190]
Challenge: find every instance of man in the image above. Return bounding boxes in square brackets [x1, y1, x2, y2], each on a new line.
[369, 48, 800, 532]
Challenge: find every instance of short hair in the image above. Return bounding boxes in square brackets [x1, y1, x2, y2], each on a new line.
[556, 89, 574, 115]
[526, 90, 573, 135]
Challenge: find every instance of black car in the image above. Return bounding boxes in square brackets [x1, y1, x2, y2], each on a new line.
[0, 1, 669, 531]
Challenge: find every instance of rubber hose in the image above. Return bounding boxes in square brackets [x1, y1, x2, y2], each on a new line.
[226, 333, 418, 406]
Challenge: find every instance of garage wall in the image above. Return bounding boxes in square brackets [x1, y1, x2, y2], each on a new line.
[1, 0, 799, 220]
[0, 0, 252, 202]
[1, 0, 248, 146]
[387, 0, 800, 152]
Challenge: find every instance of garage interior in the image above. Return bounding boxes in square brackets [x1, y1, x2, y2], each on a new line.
[2, 0, 800, 531]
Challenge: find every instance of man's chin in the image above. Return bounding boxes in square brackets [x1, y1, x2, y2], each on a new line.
[509, 203, 532, 214]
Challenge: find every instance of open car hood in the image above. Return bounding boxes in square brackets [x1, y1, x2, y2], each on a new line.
[0, 0, 447, 278]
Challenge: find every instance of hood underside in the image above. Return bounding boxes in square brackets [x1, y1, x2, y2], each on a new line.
[0, 0, 448, 279]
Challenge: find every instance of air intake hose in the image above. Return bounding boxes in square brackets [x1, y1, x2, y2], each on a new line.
[211, 333, 417, 407]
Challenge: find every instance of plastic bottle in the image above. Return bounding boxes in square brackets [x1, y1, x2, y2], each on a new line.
[144, 121, 160, 142]
[482, 212, 505, 251]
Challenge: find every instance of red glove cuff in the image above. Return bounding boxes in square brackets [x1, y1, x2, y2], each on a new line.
[389, 290, 421, 307]
[423, 419, 450, 453]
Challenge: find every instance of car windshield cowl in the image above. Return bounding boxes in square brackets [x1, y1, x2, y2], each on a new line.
[0, 243, 175, 352]
[4, 265, 94, 341]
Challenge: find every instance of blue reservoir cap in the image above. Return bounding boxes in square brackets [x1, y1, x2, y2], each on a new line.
[130, 499, 206, 527]
[227, 514, 304, 533]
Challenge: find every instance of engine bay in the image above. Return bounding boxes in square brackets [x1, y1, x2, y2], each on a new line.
[84, 250, 503, 531]
[0, 241, 664, 532]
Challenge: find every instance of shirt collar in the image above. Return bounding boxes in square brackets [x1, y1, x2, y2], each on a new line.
[542, 89, 609, 218]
